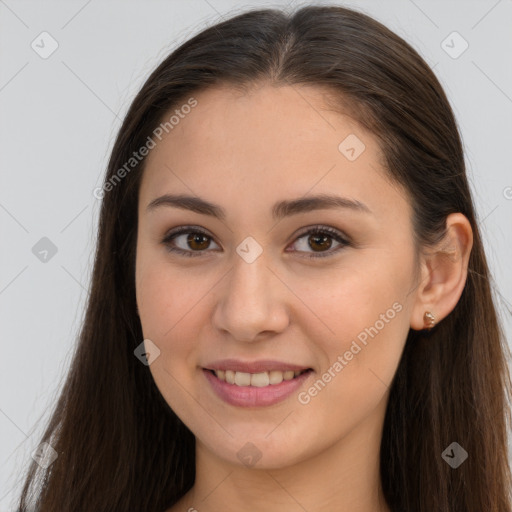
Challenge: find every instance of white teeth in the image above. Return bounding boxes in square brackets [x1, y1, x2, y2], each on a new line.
[251, 372, 270, 387]
[268, 370, 284, 385]
[212, 369, 308, 387]
[234, 372, 251, 386]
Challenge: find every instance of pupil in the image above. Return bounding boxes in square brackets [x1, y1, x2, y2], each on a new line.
[310, 234, 331, 251]
[188, 233, 209, 250]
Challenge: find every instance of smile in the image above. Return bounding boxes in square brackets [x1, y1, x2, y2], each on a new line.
[203, 367, 314, 407]
[209, 368, 311, 387]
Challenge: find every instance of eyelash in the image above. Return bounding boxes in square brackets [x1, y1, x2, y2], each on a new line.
[161, 225, 351, 259]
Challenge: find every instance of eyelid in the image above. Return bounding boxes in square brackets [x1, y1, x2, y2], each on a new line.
[161, 224, 351, 259]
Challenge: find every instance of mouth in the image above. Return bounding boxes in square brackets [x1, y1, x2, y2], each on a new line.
[205, 368, 313, 387]
[202, 366, 314, 407]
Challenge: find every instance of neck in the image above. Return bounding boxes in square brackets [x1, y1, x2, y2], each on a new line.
[172, 398, 391, 512]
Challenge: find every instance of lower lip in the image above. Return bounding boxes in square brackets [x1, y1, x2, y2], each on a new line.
[203, 368, 313, 408]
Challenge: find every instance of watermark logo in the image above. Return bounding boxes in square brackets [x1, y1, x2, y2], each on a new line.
[338, 134, 366, 161]
[31, 442, 58, 469]
[134, 338, 161, 366]
[441, 31, 469, 59]
[31, 31, 59, 59]
[442, 442, 468, 468]
[237, 442, 262, 467]
[32, 237, 58, 263]
[236, 236, 263, 264]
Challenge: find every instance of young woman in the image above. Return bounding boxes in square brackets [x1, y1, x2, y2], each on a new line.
[16, 5, 512, 511]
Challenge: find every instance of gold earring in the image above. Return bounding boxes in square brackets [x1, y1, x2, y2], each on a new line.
[423, 311, 435, 330]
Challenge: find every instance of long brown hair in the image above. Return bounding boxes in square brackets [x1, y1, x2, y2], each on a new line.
[15, 5, 512, 511]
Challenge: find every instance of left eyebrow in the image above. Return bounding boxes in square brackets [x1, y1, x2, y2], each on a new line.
[146, 193, 372, 221]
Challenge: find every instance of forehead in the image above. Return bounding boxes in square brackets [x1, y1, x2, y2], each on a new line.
[138, 83, 406, 221]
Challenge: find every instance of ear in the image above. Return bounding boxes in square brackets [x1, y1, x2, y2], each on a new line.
[410, 213, 473, 330]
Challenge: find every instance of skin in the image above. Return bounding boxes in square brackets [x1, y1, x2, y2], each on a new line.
[135, 83, 473, 512]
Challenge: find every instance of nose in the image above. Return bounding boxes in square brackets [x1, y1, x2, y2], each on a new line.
[212, 253, 290, 343]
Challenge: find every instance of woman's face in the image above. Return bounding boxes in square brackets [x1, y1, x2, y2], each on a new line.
[135, 83, 418, 469]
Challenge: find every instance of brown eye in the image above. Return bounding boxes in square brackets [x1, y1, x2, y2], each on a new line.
[162, 225, 350, 259]
[162, 227, 220, 257]
[185, 233, 211, 251]
[290, 226, 349, 258]
[308, 233, 333, 252]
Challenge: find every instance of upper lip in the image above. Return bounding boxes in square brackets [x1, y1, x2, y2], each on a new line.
[204, 359, 312, 373]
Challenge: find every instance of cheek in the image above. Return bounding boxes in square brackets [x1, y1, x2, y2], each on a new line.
[292, 270, 411, 435]
[295, 259, 412, 384]
[136, 254, 202, 375]
[137, 246, 195, 337]
[136, 257, 206, 422]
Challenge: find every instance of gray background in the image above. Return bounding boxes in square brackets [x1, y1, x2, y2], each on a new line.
[1, 0, 511, 509]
